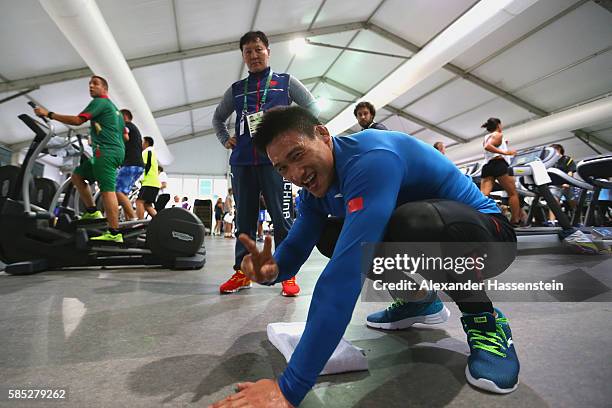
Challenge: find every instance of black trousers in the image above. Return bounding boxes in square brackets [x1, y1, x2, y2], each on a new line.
[316, 200, 517, 314]
[231, 165, 293, 271]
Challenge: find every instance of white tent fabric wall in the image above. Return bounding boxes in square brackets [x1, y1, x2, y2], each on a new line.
[0, 0, 610, 176]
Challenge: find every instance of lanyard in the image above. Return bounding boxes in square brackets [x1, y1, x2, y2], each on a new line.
[243, 70, 273, 113]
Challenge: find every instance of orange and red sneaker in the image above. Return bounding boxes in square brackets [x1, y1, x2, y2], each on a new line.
[281, 276, 300, 297]
[219, 270, 252, 294]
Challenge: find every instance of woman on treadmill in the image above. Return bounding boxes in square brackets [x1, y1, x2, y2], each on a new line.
[480, 117, 526, 226]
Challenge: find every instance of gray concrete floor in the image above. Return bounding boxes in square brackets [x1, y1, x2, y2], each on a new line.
[0, 236, 611, 407]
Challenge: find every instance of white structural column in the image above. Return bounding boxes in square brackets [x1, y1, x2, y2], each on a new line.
[325, 0, 539, 136]
[39, 0, 172, 163]
[448, 96, 612, 162]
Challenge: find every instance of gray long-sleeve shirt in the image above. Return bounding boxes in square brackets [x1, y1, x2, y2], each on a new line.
[212, 74, 320, 146]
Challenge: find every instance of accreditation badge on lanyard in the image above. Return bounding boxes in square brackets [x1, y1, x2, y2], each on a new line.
[241, 70, 273, 137]
[246, 111, 264, 137]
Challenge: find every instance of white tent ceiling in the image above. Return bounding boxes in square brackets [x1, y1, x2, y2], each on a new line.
[0, 0, 610, 176]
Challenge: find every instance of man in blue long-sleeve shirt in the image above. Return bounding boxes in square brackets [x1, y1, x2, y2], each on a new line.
[211, 107, 520, 407]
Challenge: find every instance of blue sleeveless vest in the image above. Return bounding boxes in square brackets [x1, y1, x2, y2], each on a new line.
[230, 67, 290, 166]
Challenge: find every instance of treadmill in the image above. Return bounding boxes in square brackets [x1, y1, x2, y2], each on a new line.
[576, 154, 612, 228]
[547, 165, 593, 227]
[507, 147, 574, 250]
[459, 162, 481, 177]
[547, 154, 612, 227]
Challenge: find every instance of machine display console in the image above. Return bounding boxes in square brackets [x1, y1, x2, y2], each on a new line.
[512, 148, 544, 166]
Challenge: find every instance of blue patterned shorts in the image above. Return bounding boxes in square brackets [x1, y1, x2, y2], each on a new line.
[116, 165, 144, 194]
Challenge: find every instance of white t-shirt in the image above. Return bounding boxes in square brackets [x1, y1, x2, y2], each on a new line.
[158, 171, 168, 193]
[224, 194, 233, 213]
[483, 132, 510, 164]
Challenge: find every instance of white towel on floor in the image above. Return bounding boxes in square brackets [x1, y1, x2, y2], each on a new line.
[267, 322, 368, 375]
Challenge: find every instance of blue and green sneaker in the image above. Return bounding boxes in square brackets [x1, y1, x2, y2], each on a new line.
[461, 308, 519, 393]
[366, 292, 450, 330]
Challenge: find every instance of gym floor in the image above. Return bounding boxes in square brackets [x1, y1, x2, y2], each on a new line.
[1, 237, 610, 407]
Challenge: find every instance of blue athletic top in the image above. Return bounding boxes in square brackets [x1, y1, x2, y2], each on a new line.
[272, 129, 499, 406]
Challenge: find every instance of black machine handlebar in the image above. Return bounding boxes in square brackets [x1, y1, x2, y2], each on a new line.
[17, 114, 48, 144]
[26, 101, 49, 123]
[12, 105, 56, 207]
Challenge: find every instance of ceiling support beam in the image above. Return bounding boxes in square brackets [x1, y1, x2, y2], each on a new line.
[592, 0, 612, 13]
[445, 67, 548, 116]
[318, 77, 360, 97]
[166, 128, 218, 145]
[310, 0, 387, 94]
[326, 0, 540, 135]
[0, 67, 93, 93]
[0, 21, 366, 93]
[368, 0, 588, 111]
[384, 106, 467, 143]
[0, 88, 39, 105]
[152, 96, 223, 118]
[573, 129, 612, 152]
[369, 24, 549, 116]
[320, 77, 465, 142]
[368, 4, 608, 152]
[306, 40, 410, 59]
[300, 76, 322, 87]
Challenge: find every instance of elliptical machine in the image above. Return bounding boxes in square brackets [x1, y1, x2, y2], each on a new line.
[0, 104, 206, 275]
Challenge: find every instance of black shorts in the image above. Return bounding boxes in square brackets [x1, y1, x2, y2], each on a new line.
[137, 186, 159, 204]
[315, 200, 517, 311]
[317, 199, 516, 258]
[481, 158, 509, 178]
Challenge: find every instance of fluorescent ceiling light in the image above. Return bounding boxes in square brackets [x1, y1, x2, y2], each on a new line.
[316, 97, 332, 111]
[289, 37, 308, 55]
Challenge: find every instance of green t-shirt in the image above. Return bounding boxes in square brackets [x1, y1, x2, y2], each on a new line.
[141, 148, 161, 188]
[79, 96, 125, 156]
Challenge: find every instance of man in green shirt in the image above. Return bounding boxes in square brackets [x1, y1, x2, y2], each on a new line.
[136, 136, 161, 219]
[34, 75, 125, 242]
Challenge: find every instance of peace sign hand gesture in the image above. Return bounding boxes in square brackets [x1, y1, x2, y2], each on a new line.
[239, 234, 279, 284]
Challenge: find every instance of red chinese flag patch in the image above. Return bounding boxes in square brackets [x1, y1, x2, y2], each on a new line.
[270, 80, 278, 86]
[347, 197, 364, 213]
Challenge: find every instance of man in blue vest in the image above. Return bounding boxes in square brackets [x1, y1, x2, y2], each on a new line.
[212, 31, 319, 297]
